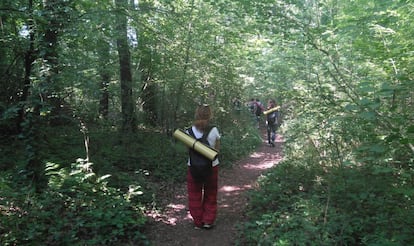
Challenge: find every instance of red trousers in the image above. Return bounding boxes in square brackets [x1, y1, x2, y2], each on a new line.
[187, 166, 218, 226]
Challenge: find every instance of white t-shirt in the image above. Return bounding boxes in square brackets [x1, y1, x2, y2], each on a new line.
[186, 126, 221, 166]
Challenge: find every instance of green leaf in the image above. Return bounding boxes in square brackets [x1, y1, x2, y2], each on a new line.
[407, 125, 414, 134]
[344, 104, 359, 112]
[359, 111, 376, 121]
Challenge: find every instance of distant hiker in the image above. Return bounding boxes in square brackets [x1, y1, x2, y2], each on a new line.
[254, 98, 264, 128]
[186, 104, 221, 229]
[233, 98, 242, 113]
[265, 99, 279, 147]
[248, 98, 255, 114]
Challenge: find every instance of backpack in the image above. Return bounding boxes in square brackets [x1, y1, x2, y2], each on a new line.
[249, 102, 255, 113]
[267, 111, 278, 125]
[255, 102, 263, 116]
[187, 126, 214, 182]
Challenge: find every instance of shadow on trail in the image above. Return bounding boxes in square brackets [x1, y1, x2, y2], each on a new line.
[146, 131, 283, 246]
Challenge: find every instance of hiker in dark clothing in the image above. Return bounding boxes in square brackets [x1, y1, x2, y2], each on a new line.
[254, 99, 264, 128]
[265, 99, 279, 147]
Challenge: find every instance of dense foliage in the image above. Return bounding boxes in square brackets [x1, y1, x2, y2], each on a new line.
[0, 0, 261, 244]
[238, 0, 414, 245]
[1, 0, 413, 245]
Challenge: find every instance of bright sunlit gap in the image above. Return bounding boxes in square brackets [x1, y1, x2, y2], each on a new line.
[166, 203, 186, 210]
[250, 152, 266, 158]
[243, 160, 276, 170]
[220, 185, 242, 192]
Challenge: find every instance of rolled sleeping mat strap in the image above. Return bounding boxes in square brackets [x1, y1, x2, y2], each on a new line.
[173, 129, 218, 161]
[263, 106, 280, 115]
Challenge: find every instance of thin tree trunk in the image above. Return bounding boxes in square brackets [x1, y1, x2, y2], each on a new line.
[18, 0, 36, 132]
[173, 0, 195, 128]
[43, 0, 60, 87]
[115, 0, 136, 133]
[98, 40, 111, 119]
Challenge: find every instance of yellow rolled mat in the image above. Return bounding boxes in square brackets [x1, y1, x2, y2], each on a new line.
[173, 129, 218, 161]
[263, 106, 280, 115]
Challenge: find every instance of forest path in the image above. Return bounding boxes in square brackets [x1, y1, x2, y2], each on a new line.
[145, 128, 283, 246]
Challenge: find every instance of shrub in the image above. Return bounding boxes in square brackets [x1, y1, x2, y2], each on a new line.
[238, 160, 414, 245]
[0, 160, 148, 246]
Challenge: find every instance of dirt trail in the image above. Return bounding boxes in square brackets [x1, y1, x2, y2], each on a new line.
[145, 130, 283, 246]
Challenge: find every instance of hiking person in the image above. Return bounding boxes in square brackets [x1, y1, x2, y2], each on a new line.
[186, 104, 221, 229]
[248, 98, 255, 114]
[233, 98, 242, 113]
[265, 99, 279, 147]
[254, 98, 264, 128]
[247, 98, 256, 125]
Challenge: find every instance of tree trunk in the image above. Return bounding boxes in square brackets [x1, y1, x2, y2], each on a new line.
[138, 38, 157, 126]
[98, 40, 111, 119]
[115, 0, 136, 133]
[43, 0, 60, 87]
[24, 0, 61, 191]
[173, 0, 195, 130]
[18, 0, 36, 133]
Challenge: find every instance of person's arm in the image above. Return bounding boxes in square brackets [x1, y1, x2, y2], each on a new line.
[276, 111, 280, 125]
[214, 138, 220, 152]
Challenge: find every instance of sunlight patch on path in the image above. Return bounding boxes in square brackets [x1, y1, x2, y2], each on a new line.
[146, 197, 189, 226]
[242, 150, 280, 170]
[220, 185, 242, 192]
[242, 159, 276, 170]
[250, 152, 266, 158]
[167, 203, 186, 210]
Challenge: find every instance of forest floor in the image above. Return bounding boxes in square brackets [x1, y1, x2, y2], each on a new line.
[145, 127, 284, 246]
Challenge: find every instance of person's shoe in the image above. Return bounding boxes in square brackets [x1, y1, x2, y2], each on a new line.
[194, 224, 203, 230]
[203, 224, 214, 230]
[270, 142, 275, 147]
[194, 222, 203, 230]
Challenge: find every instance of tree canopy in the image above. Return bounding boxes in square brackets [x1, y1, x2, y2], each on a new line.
[1, 0, 413, 245]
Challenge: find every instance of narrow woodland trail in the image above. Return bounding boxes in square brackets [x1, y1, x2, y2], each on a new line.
[145, 129, 283, 246]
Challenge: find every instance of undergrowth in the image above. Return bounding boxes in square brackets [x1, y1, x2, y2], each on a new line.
[0, 109, 261, 245]
[238, 154, 414, 245]
[0, 160, 148, 245]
